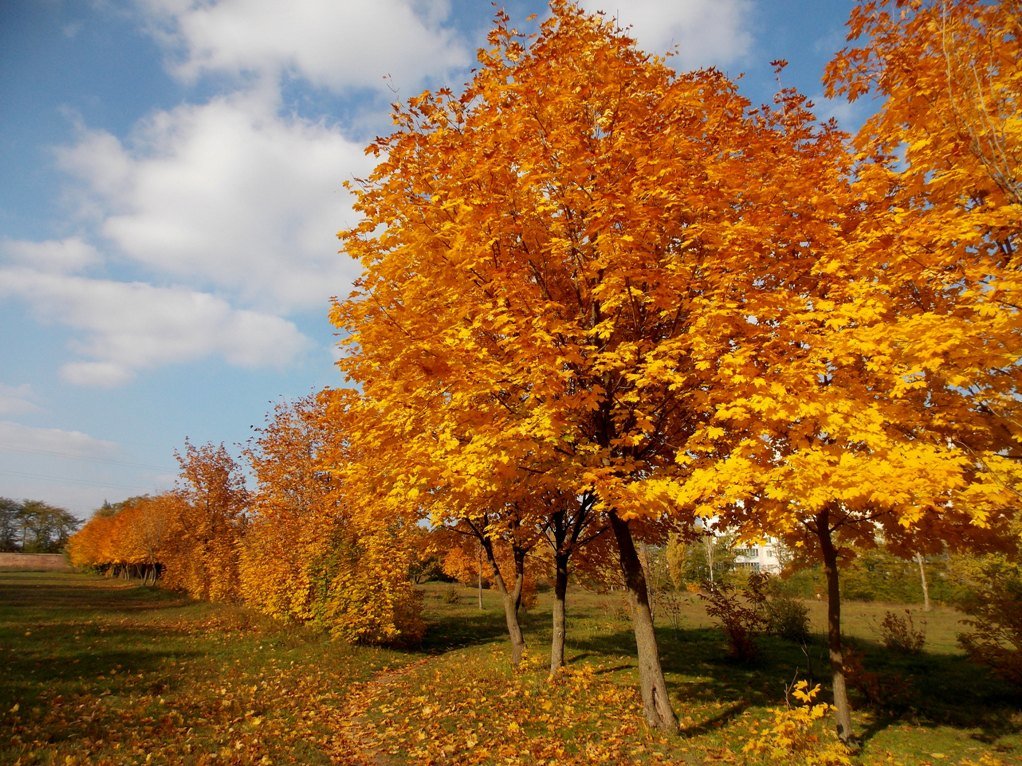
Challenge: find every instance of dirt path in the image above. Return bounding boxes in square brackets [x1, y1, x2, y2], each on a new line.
[324, 657, 434, 765]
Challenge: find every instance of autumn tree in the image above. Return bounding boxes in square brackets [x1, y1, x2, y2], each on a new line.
[162, 440, 248, 602]
[304, 388, 425, 645]
[239, 391, 425, 644]
[240, 394, 340, 622]
[67, 510, 117, 572]
[823, 0, 1020, 492]
[805, 0, 1021, 735]
[119, 494, 181, 584]
[666, 1, 1019, 740]
[336, 0, 850, 730]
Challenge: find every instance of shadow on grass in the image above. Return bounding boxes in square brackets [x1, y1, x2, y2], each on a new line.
[841, 635, 1022, 745]
[417, 590, 511, 654]
[531, 614, 1022, 747]
[681, 701, 749, 737]
[0, 575, 190, 612]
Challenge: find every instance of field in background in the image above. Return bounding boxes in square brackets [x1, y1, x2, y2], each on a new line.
[0, 553, 71, 571]
[2, 571, 1019, 764]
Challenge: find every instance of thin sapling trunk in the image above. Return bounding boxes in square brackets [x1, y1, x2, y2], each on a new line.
[816, 506, 856, 744]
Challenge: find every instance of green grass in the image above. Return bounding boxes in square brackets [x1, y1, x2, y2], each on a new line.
[0, 570, 405, 765]
[2, 571, 1020, 765]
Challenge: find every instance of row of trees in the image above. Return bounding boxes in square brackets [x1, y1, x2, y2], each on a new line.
[0, 497, 79, 553]
[69, 0, 1019, 746]
[68, 398, 425, 644]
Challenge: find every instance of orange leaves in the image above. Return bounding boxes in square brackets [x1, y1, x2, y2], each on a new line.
[333, 0, 784, 534]
[158, 441, 248, 603]
[67, 493, 183, 578]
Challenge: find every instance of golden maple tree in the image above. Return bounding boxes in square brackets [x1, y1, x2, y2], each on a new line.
[332, 0, 811, 730]
[335, 0, 1018, 737]
[161, 440, 249, 602]
[67, 493, 182, 583]
[673, 0, 1020, 741]
[824, 0, 1020, 488]
[240, 391, 424, 644]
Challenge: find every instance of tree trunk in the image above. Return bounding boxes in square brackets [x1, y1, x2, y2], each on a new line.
[609, 511, 679, 733]
[481, 537, 526, 666]
[477, 541, 483, 611]
[550, 550, 569, 674]
[916, 553, 931, 612]
[816, 508, 855, 744]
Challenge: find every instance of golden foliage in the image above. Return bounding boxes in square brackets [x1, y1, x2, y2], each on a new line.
[240, 389, 424, 645]
[160, 441, 248, 602]
[744, 681, 853, 765]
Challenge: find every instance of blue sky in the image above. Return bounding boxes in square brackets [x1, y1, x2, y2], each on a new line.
[0, 0, 865, 520]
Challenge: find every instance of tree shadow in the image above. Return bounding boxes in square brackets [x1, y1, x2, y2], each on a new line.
[0, 576, 190, 612]
[533, 614, 1022, 749]
[840, 636, 1022, 746]
[680, 701, 749, 737]
[417, 607, 510, 654]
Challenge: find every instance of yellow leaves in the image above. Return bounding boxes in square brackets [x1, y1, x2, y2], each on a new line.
[743, 681, 851, 766]
[790, 680, 821, 705]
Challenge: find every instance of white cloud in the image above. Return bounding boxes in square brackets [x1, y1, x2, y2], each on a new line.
[0, 384, 41, 417]
[0, 268, 312, 387]
[140, 0, 470, 93]
[61, 362, 137, 388]
[811, 93, 869, 133]
[1, 237, 101, 273]
[56, 91, 372, 311]
[0, 420, 118, 458]
[578, 0, 754, 69]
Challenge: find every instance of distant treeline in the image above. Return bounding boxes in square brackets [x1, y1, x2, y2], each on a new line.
[0, 497, 80, 554]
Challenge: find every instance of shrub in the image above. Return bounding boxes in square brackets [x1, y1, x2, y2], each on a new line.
[843, 647, 915, 713]
[766, 594, 811, 644]
[743, 680, 852, 765]
[700, 571, 769, 662]
[652, 588, 683, 629]
[878, 609, 925, 654]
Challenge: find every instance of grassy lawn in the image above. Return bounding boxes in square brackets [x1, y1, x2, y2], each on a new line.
[0, 570, 405, 765]
[2, 571, 1019, 765]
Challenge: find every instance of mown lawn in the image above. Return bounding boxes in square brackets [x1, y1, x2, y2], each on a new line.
[2, 571, 1019, 765]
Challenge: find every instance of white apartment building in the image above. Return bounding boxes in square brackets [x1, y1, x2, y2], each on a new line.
[733, 539, 784, 574]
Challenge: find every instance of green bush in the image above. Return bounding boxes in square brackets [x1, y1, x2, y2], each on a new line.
[766, 594, 811, 644]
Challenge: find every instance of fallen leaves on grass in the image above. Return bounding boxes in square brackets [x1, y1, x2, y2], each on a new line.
[338, 648, 687, 765]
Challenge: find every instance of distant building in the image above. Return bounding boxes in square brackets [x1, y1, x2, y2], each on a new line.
[733, 539, 783, 574]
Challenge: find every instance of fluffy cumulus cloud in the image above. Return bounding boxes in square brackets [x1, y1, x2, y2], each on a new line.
[57, 91, 372, 311]
[140, 0, 470, 92]
[578, 0, 754, 68]
[0, 268, 311, 387]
